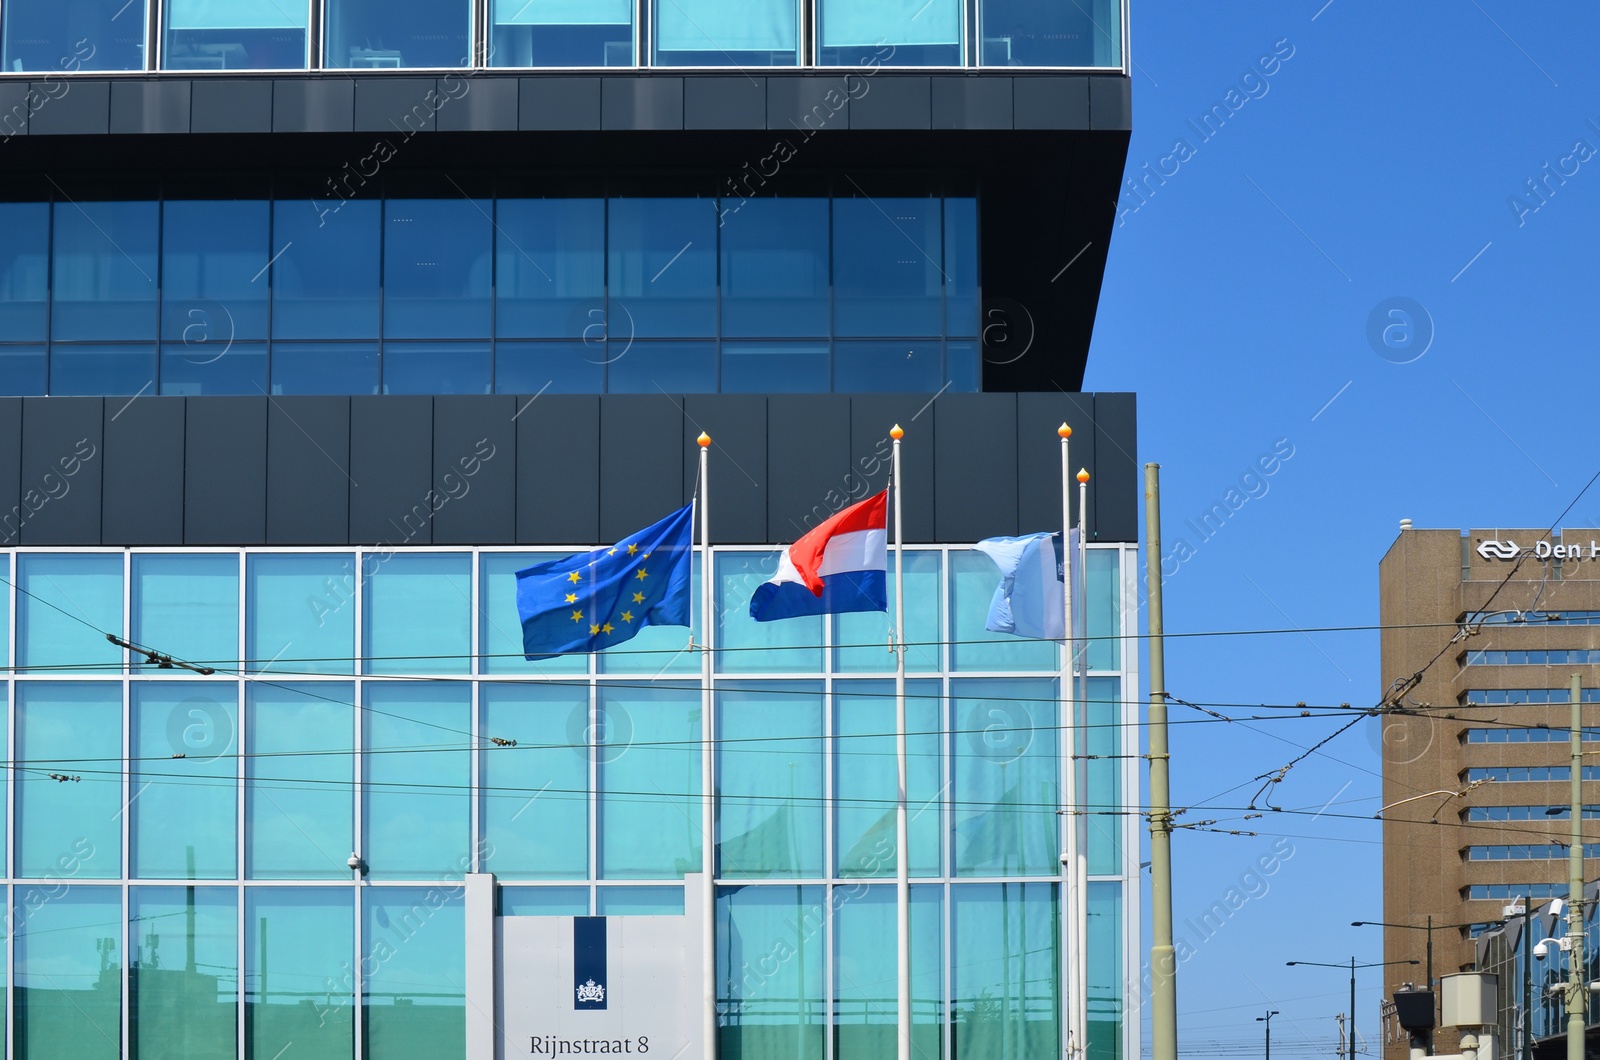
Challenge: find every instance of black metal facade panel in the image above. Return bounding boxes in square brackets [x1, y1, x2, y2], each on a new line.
[109, 80, 191, 135]
[767, 75, 851, 132]
[599, 395, 685, 542]
[18, 397, 104, 544]
[438, 76, 517, 132]
[684, 77, 766, 131]
[350, 395, 434, 546]
[190, 79, 274, 133]
[847, 395, 936, 542]
[516, 395, 600, 546]
[1016, 391, 1096, 537]
[354, 78, 439, 133]
[519, 77, 600, 130]
[601, 77, 684, 131]
[931, 76, 1013, 130]
[1090, 391, 1139, 542]
[273, 78, 355, 133]
[185, 397, 267, 544]
[851, 75, 931, 131]
[0, 399, 22, 545]
[1014, 76, 1091, 130]
[932, 394, 1018, 545]
[681, 395, 768, 544]
[433, 396, 517, 545]
[765, 395, 852, 543]
[28, 80, 110, 135]
[1090, 75, 1133, 130]
[0, 82, 30, 138]
[102, 397, 185, 544]
[266, 397, 352, 545]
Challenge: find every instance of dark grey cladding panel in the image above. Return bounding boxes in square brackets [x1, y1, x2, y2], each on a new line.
[191, 79, 273, 133]
[1016, 392, 1093, 537]
[28, 80, 110, 135]
[0, 82, 29, 138]
[517, 395, 600, 544]
[102, 397, 184, 544]
[766, 395, 850, 544]
[684, 77, 765, 130]
[600, 396, 684, 542]
[437, 76, 517, 131]
[520, 77, 601, 131]
[767, 75, 851, 132]
[433, 396, 517, 544]
[933, 393, 1018, 543]
[1090, 392, 1138, 542]
[931, 76, 1012, 130]
[273, 79, 355, 133]
[354, 78, 439, 134]
[848, 395, 934, 542]
[18, 397, 103, 544]
[601, 77, 684, 130]
[266, 397, 351, 545]
[350, 395, 433, 546]
[682, 395, 767, 544]
[110, 80, 191, 134]
[1090, 75, 1132, 131]
[850, 75, 930, 131]
[186, 397, 267, 544]
[0, 399, 21, 545]
[1013, 76, 1090, 130]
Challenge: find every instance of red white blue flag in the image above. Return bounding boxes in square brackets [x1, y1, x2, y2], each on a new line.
[749, 491, 888, 621]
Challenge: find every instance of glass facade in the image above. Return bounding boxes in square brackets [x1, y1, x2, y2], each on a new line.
[0, 543, 1136, 1058]
[0, 192, 979, 398]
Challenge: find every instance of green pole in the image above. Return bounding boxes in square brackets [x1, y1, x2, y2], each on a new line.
[1144, 464, 1177, 1060]
[1349, 957, 1357, 1060]
[1568, 673, 1585, 1060]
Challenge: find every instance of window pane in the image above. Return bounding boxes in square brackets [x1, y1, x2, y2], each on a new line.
[948, 549, 1057, 671]
[721, 342, 829, 393]
[164, 0, 309, 70]
[945, 197, 978, 336]
[494, 199, 605, 339]
[820, 0, 959, 65]
[52, 200, 159, 339]
[946, 339, 980, 392]
[271, 342, 380, 394]
[161, 341, 269, 395]
[716, 551, 823, 673]
[494, 341, 606, 394]
[130, 887, 237, 1058]
[385, 199, 492, 338]
[132, 684, 237, 878]
[364, 552, 471, 674]
[246, 683, 354, 878]
[833, 197, 943, 337]
[491, 0, 632, 66]
[951, 883, 1059, 1059]
[363, 888, 466, 1060]
[0, 202, 49, 340]
[716, 885, 823, 1057]
[833, 680, 940, 877]
[14, 886, 122, 1060]
[598, 684, 700, 879]
[832, 341, 946, 393]
[272, 198, 380, 339]
[500, 886, 589, 916]
[719, 198, 829, 338]
[654, 0, 798, 66]
[161, 200, 270, 341]
[605, 341, 717, 394]
[16, 683, 122, 878]
[607, 198, 717, 338]
[596, 886, 682, 915]
[1086, 677, 1120, 877]
[951, 678, 1059, 876]
[0, 346, 46, 395]
[1087, 881, 1123, 1060]
[246, 888, 354, 1059]
[1086, 548, 1121, 671]
[325, 0, 470, 67]
[835, 550, 941, 672]
[383, 342, 491, 394]
[981, 0, 1123, 67]
[596, 553, 700, 674]
[718, 682, 823, 879]
[364, 683, 472, 880]
[2, 0, 146, 72]
[49, 344, 158, 395]
[132, 553, 240, 671]
[479, 553, 588, 675]
[834, 886, 942, 1059]
[17, 552, 124, 673]
[481, 683, 589, 879]
[247, 553, 356, 674]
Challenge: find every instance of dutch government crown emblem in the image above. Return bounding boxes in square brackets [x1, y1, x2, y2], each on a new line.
[576, 979, 605, 1004]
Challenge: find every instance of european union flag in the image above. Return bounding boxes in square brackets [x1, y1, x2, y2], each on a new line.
[515, 504, 695, 659]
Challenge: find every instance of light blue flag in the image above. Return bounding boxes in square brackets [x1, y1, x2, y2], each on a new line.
[973, 529, 1081, 640]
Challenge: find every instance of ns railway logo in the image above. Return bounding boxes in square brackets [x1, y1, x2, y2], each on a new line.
[1477, 538, 1600, 561]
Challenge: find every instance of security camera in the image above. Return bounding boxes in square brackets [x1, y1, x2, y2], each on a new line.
[1534, 942, 1549, 960]
[347, 852, 363, 872]
[1060, 851, 1071, 865]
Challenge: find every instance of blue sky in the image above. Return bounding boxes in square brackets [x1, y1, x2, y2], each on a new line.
[1084, 2, 1600, 1054]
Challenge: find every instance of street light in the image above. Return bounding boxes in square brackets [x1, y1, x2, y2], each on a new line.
[1255, 1009, 1279, 1060]
[1351, 916, 1483, 995]
[1286, 957, 1420, 1060]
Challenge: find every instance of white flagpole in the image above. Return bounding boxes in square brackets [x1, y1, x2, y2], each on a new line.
[1075, 467, 1092, 1058]
[697, 431, 717, 1059]
[1058, 424, 1083, 1059]
[891, 424, 911, 1060]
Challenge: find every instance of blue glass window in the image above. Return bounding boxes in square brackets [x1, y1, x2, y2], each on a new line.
[946, 339, 980, 392]
[981, 0, 1124, 67]
[716, 551, 823, 673]
[1088, 881, 1124, 1060]
[716, 885, 824, 1055]
[246, 888, 354, 1058]
[833, 197, 943, 337]
[132, 684, 237, 878]
[271, 342, 379, 394]
[132, 553, 240, 670]
[607, 198, 717, 338]
[1086, 548, 1121, 671]
[130, 887, 238, 1056]
[160, 340, 269, 395]
[491, 0, 632, 67]
[52, 199, 159, 340]
[597, 684, 700, 879]
[494, 341, 606, 394]
[14, 886, 123, 1060]
[383, 342, 492, 394]
[596, 886, 683, 915]
[833, 340, 943, 393]
[1, 0, 146, 72]
[945, 197, 979, 336]
[951, 678, 1059, 876]
[363, 888, 466, 1059]
[17, 552, 124, 673]
[163, 0, 308, 70]
[246, 683, 354, 878]
[1085, 676, 1120, 875]
[481, 683, 590, 879]
[0, 346, 46, 395]
[162, 200, 270, 342]
[596, 553, 700, 674]
[364, 683, 472, 880]
[654, 0, 798, 66]
[479, 553, 588, 675]
[834, 886, 942, 1057]
[835, 550, 941, 672]
[364, 552, 472, 674]
[0, 202, 49, 341]
[605, 341, 717, 394]
[719, 198, 830, 338]
[718, 682, 824, 878]
[49, 344, 157, 395]
[246, 553, 356, 674]
[833, 681, 942, 877]
[820, 0, 961, 66]
[15, 683, 122, 879]
[272, 198, 380, 340]
[325, 0, 471, 68]
[948, 548, 1057, 671]
[951, 883, 1059, 1057]
[500, 887, 590, 915]
[721, 342, 830, 393]
[495, 199, 606, 339]
[385, 199, 493, 339]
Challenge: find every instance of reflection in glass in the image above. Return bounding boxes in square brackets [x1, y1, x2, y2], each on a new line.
[948, 549, 1057, 671]
[495, 199, 606, 338]
[1087, 881, 1124, 1060]
[654, 0, 798, 66]
[271, 342, 379, 394]
[130, 887, 237, 1058]
[607, 198, 717, 338]
[324, 0, 470, 68]
[597, 886, 683, 915]
[833, 197, 943, 338]
[246, 888, 354, 1058]
[500, 887, 589, 916]
[1085, 677, 1121, 875]
[162, 200, 269, 341]
[491, 0, 632, 67]
[951, 678, 1059, 877]
[479, 553, 588, 675]
[819, 0, 960, 66]
[16, 684, 122, 879]
[17, 552, 123, 673]
[272, 198, 380, 339]
[981, 0, 1124, 67]
[716, 885, 824, 1057]
[246, 683, 354, 878]
[383, 343, 492, 394]
[945, 197, 979, 336]
[364, 684, 472, 879]
[363, 888, 466, 1060]
[721, 342, 829, 393]
[161, 341, 268, 395]
[52, 200, 159, 340]
[605, 341, 717, 394]
[481, 683, 590, 879]
[494, 341, 606, 394]
[718, 683, 823, 878]
[834, 886, 942, 1058]
[246, 553, 357, 674]
[836, 551, 941, 672]
[951, 882, 1060, 1059]
[385, 199, 493, 339]
[365, 553, 472, 673]
[0, 345, 46, 395]
[833, 681, 941, 877]
[164, 0, 309, 69]
[598, 684, 700, 878]
[15, 886, 122, 1060]
[1, 0, 146, 72]
[0, 202, 49, 341]
[832, 341, 943, 393]
[716, 552, 822, 674]
[49, 344, 158, 396]
[720, 198, 829, 338]
[132, 684, 237, 878]
[132, 553, 240, 670]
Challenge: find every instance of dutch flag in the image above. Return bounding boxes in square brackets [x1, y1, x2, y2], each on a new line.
[749, 491, 888, 621]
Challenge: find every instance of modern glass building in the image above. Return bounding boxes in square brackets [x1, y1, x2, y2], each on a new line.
[0, 1, 1136, 1057]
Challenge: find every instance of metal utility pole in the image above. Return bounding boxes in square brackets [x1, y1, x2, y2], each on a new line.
[1566, 673, 1585, 1060]
[1144, 463, 1178, 1060]
[1255, 1009, 1278, 1060]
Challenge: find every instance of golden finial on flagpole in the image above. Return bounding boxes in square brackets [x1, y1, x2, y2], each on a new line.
[890, 424, 904, 440]
[697, 431, 711, 448]
[1059, 423, 1071, 438]
[1077, 468, 1090, 484]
